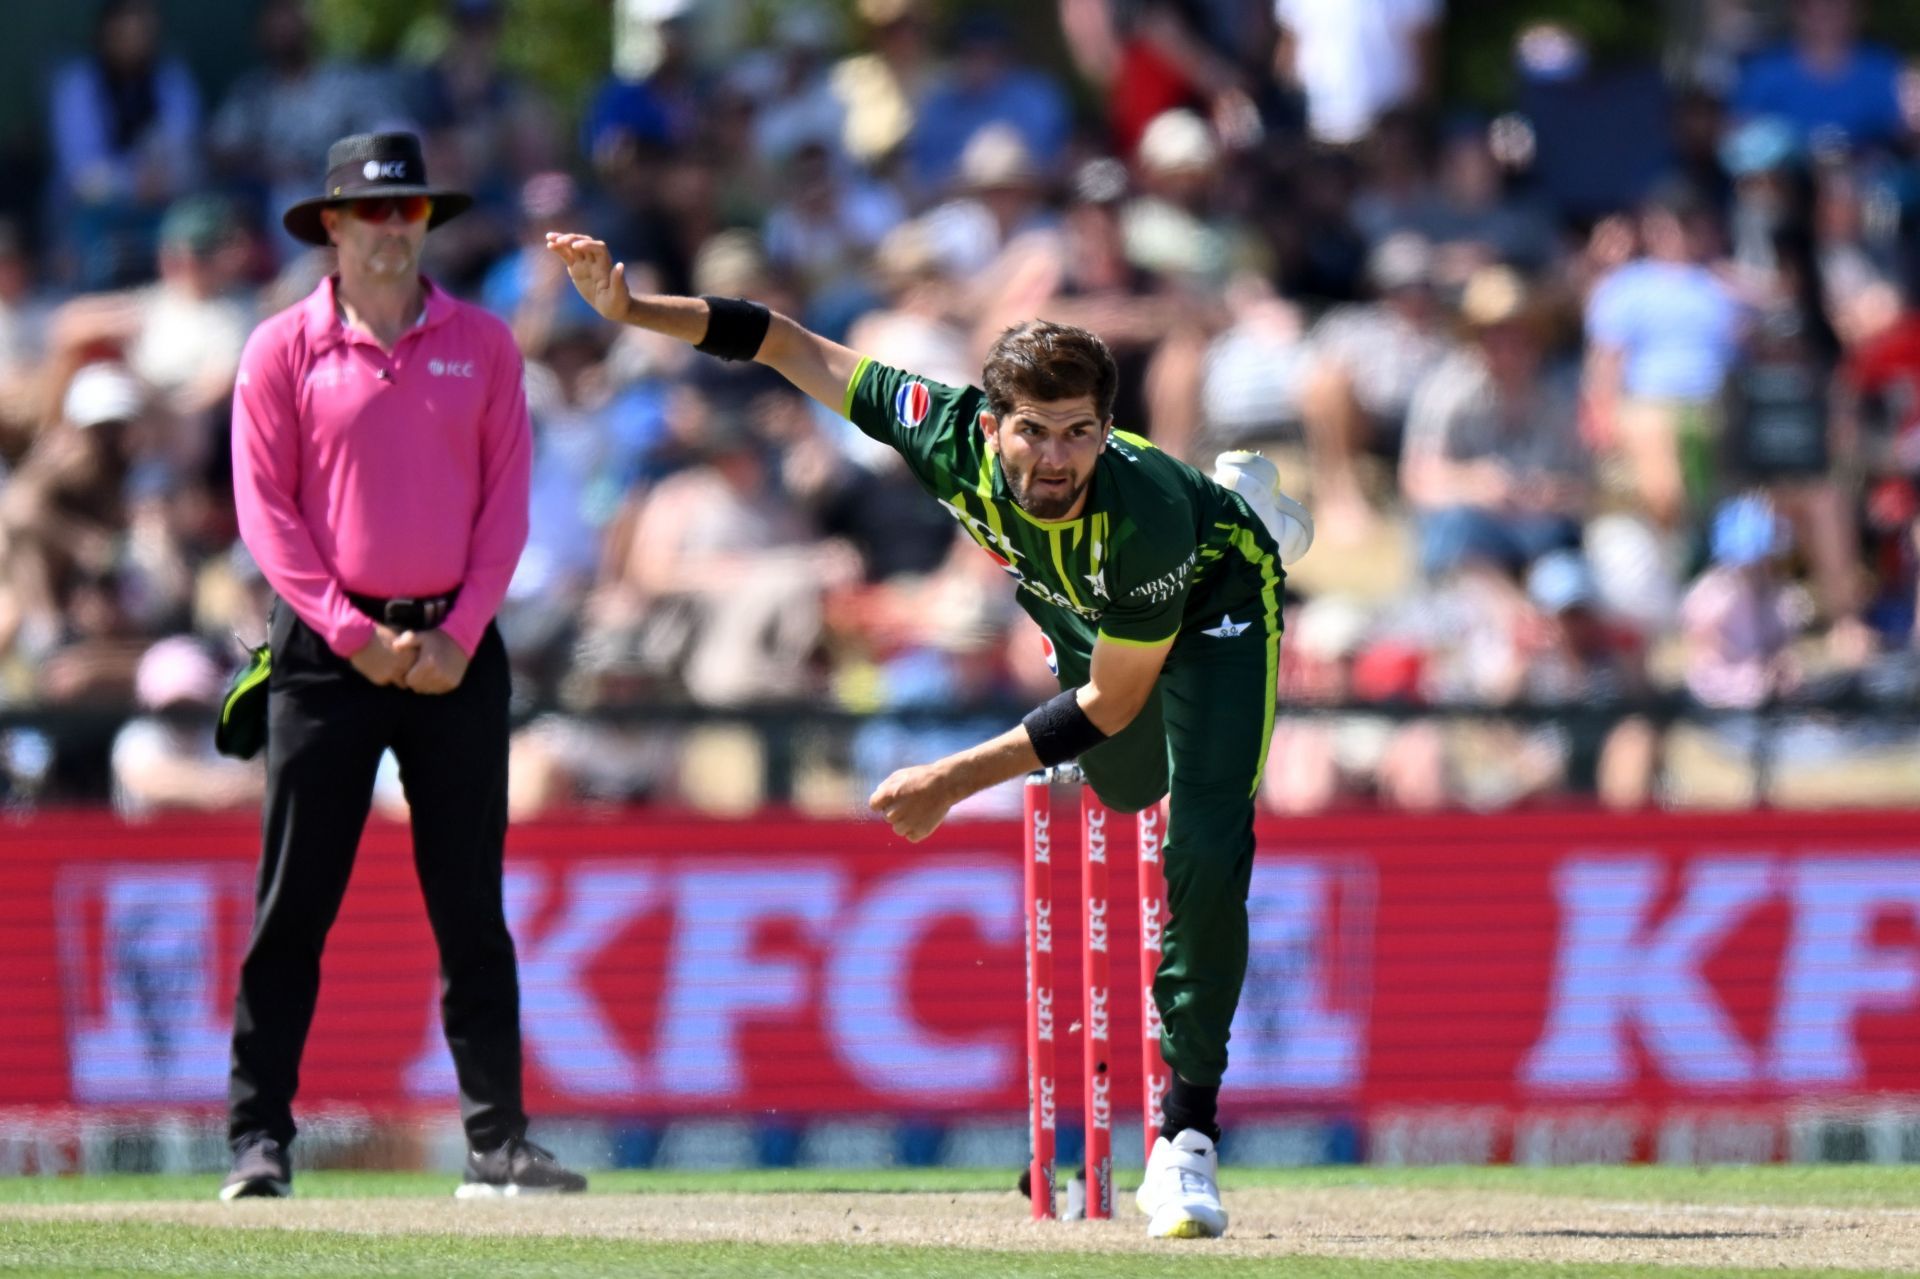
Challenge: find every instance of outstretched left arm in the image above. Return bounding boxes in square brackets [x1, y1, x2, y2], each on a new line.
[869, 635, 1173, 841]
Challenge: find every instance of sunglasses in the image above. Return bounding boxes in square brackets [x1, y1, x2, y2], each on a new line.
[344, 195, 433, 225]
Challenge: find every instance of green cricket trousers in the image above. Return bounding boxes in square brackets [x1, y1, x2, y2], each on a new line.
[1045, 616, 1279, 1088]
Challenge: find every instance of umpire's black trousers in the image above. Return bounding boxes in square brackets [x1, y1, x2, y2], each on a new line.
[227, 602, 526, 1151]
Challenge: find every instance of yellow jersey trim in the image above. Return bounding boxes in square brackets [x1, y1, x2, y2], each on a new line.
[841, 355, 873, 419]
[1096, 628, 1180, 649]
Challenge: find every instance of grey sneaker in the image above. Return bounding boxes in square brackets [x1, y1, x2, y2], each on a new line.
[454, 1137, 587, 1198]
[219, 1134, 291, 1200]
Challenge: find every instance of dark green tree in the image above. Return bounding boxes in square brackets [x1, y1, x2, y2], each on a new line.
[312, 0, 613, 116]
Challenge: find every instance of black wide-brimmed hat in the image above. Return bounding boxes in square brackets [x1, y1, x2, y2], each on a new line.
[282, 132, 473, 247]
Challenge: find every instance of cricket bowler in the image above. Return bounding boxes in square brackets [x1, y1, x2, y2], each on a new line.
[548, 232, 1311, 1238]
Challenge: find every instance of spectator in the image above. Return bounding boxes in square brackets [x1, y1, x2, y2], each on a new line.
[0, 364, 143, 664]
[47, 0, 204, 289]
[500, 319, 625, 698]
[1733, 0, 1905, 154]
[207, 0, 411, 263]
[34, 196, 253, 495]
[1273, 0, 1438, 147]
[1349, 106, 1437, 253]
[764, 141, 906, 301]
[1584, 184, 1743, 531]
[1813, 155, 1900, 344]
[906, 15, 1070, 195]
[1195, 279, 1312, 467]
[118, 460, 199, 636]
[1262, 593, 1447, 813]
[481, 171, 606, 354]
[584, 408, 856, 707]
[824, 223, 982, 582]
[1514, 20, 1676, 220]
[845, 221, 973, 392]
[1836, 268, 1920, 641]
[1106, 111, 1251, 456]
[830, 0, 939, 169]
[1721, 117, 1832, 332]
[1518, 550, 1660, 809]
[1058, 0, 1272, 158]
[124, 196, 255, 424]
[1727, 308, 1867, 654]
[920, 125, 1050, 279]
[740, 4, 848, 170]
[110, 635, 263, 818]
[1357, 118, 1560, 285]
[1681, 493, 1802, 709]
[1121, 109, 1246, 288]
[193, 541, 275, 662]
[1258, 149, 1369, 303]
[1298, 232, 1454, 539]
[410, 0, 537, 204]
[1401, 265, 1588, 579]
[583, 6, 703, 160]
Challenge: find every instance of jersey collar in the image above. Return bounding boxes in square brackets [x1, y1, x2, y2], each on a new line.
[304, 274, 455, 352]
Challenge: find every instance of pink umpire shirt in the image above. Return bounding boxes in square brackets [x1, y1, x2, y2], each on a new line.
[231, 275, 531, 659]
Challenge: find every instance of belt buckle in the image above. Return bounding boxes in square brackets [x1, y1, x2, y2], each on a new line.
[383, 598, 417, 628]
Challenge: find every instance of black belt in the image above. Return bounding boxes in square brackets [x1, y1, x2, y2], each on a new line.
[347, 589, 460, 631]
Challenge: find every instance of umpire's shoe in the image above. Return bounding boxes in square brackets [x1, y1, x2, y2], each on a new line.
[219, 1133, 292, 1200]
[455, 1136, 588, 1198]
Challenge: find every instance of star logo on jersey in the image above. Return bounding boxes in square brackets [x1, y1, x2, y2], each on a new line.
[1201, 614, 1250, 638]
[894, 380, 931, 430]
[1084, 567, 1108, 599]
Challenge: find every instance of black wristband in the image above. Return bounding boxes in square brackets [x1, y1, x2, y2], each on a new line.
[1022, 688, 1110, 767]
[695, 295, 772, 361]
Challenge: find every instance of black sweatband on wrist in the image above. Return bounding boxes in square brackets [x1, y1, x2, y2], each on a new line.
[695, 295, 771, 361]
[1022, 688, 1109, 767]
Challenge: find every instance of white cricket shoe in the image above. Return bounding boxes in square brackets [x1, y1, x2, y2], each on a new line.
[1212, 450, 1314, 566]
[1135, 1129, 1228, 1239]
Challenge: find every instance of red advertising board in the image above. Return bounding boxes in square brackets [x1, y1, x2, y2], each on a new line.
[5, 808, 1920, 1160]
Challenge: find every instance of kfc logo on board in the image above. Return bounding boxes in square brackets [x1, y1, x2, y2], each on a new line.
[1086, 897, 1109, 955]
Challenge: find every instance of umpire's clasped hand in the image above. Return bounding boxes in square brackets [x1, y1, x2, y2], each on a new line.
[349, 624, 419, 687]
[395, 629, 470, 695]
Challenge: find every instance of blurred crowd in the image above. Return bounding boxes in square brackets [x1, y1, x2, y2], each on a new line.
[5, 0, 1920, 816]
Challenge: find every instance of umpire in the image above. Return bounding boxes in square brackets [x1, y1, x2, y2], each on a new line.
[220, 132, 584, 1200]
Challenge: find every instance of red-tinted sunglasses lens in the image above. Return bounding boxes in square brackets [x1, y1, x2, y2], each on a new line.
[347, 196, 432, 224]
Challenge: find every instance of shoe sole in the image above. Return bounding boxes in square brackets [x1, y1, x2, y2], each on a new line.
[1149, 1206, 1227, 1239]
[453, 1183, 582, 1199]
[218, 1179, 291, 1201]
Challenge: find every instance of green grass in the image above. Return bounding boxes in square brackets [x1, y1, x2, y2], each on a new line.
[3, 1167, 1918, 1278]
[1, 1164, 1916, 1207]
[0, 1223, 1903, 1279]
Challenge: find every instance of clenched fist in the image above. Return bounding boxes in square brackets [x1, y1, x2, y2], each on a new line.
[869, 764, 959, 843]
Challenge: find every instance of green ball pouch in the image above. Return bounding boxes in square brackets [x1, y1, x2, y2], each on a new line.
[215, 642, 271, 760]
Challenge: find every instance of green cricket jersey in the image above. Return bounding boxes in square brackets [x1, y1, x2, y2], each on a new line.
[842, 357, 1285, 662]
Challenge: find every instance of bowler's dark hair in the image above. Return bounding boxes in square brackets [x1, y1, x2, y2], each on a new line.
[982, 320, 1118, 424]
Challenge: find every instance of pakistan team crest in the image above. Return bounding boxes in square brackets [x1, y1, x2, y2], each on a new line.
[894, 381, 931, 429]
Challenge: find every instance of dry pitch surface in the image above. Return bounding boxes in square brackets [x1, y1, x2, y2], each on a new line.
[3, 1168, 1919, 1277]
